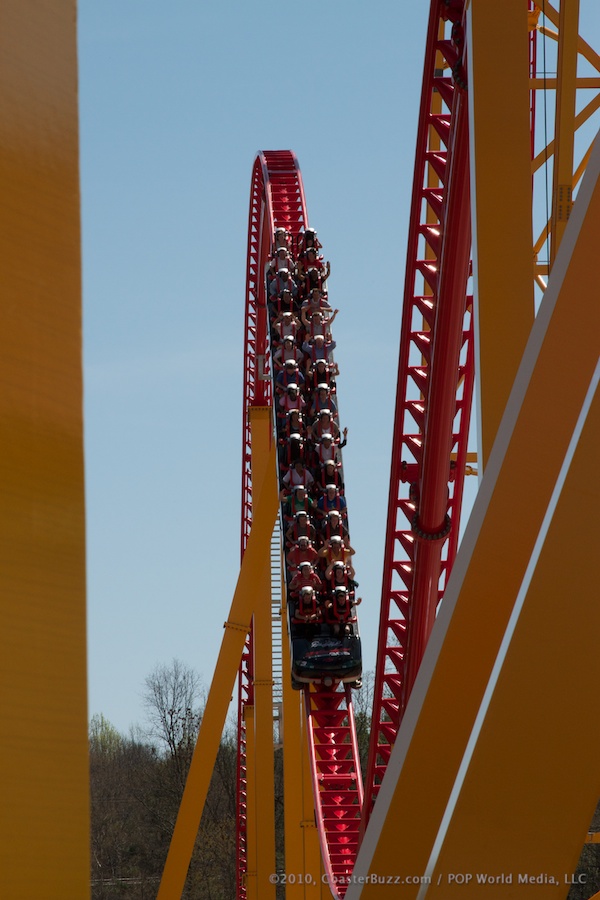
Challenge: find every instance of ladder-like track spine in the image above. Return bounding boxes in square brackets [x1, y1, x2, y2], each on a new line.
[364, 0, 475, 822]
[239, 151, 364, 900]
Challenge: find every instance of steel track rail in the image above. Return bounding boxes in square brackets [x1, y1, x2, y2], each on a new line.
[238, 151, 365, 900]
[363, 0, 475, 824]
[237, 150, 309, 898]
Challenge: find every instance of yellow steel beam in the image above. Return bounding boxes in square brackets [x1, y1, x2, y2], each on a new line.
[282, 599, 327, 898]
[541, 1, 600, 75]
[530, 77, 600, 89]
[532, 91, 600, 173]
[467, 0, 535, 470]
[347, 129, 600, 899]
[550, 0, 580, 266]
[279, 473, 325, 898]
[424, 361, 600, 891]
[157, 414, 278, 899]
[282, 628, 307, 898]
[0, 3, 88, 897]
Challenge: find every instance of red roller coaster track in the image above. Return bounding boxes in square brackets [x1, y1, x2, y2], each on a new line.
[364, 0, 474, 822]
[237, 1, 477, 894]
[237, 151, 308, 898]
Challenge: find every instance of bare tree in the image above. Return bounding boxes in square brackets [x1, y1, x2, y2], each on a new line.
[143, 658, 204, 787]
[351, 670, 375, 779]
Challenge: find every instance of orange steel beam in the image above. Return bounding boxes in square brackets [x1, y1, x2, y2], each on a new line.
[157, 413, 278, 899]
[345, 130, 600, 898]
[249, 409, 277, 900]
[550, 0, 580, 265]
[282, 604, 326, 898]
[421, 358, 600, 892]
[0, 3, 89, 897]
[467, 0, 534, 470]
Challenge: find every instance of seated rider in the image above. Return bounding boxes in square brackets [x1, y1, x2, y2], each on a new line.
[272, 310, 301, 343]
[315, 456, 344, 493]
[302, 334, 337, 373]
[320, 536, 355, 580]
[292, 586, 322, 627]
[285, 511, 316, 547]
[289, 561, 324, 598]
[310, 410, 340, 442]
[278, 432, 305, 470]
[279, 409, 306, 441]
[324, 586, 361, 637]
[320, 511, 349, 543]
[317, 484, 348, 519]
[273, 337, 303, 370]
[300, 286, 331, 314]
[278, 384, 306, 422]
[269, 286, 297, 320]
[297, 226, 322, 256]
[269, 269, 297, 299]
[304, 307, 339, 341]
[283, 485, 316, 523]
[287, 535, 319, 572]
[272, 226, 291, 253]
[298, 246, 330, 283]
[275, 359, 305, 394]
[268, 245, 295, 277]
[309, 384, 338, 420]
[280, 459, 315, 499]
[306, 358, 338, 391]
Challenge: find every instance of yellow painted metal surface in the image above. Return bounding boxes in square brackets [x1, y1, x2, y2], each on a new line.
[157, 415, 278, 898]
[429, 379, 600, 890]
[0, 2, 88, 897]
[467, 0, 535, 469]
[282, 600, 327, 898]
[347, 131, 600, 899]
[550, 0, 580, 265]
[282, 625, 307, 897]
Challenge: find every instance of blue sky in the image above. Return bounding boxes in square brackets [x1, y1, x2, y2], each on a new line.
[79, 2, 600, 735]
[79, 0, 434, 733]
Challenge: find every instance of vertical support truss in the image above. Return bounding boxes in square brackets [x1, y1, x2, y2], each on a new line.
[532, 1, 600, 284]
[364, 0, 474, 820]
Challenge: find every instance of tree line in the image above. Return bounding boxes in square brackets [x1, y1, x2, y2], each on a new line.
[90, 662, 599, 899]
[90, 660, 237, 899]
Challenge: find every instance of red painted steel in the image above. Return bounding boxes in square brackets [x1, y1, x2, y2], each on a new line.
[238, 151, 365, 900]
[238, 5, 478, 874]
[363, 0, 475, 824]
[235, 1, 543, 891]
[237, 151, 308, 899]
[305, 684, 364, 898]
